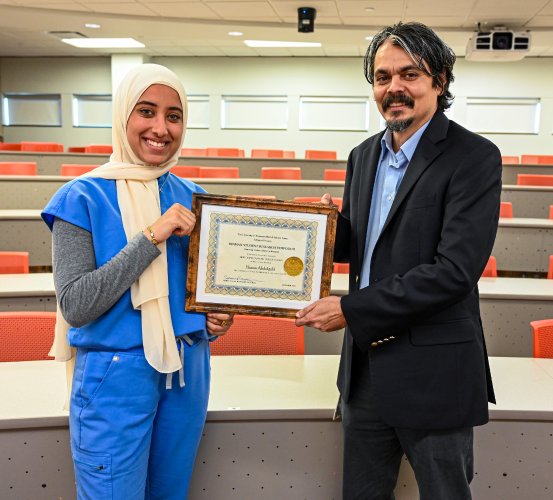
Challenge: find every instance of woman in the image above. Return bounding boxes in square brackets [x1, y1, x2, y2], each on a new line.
[42, 64, 233, 499]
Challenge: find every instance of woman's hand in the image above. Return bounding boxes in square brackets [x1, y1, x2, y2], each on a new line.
[206, 313, 234, 337]
[144, 203, 195, 244]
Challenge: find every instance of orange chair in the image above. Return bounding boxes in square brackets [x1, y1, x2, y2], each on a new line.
[60, 164, 99, 176]
[251, 149, 285, 158]
[499, 202, 513, 218]
[482, 256, 497, 278]
[206, 148, 245, 157]
[0, 311, 56, 361]
[333, 263, 350, 274]
[305, 150, 337, 160]
[501, 156, 520, 164]
[181, 148, 207, 157]
[84, 144, 112, 154]
[549, 205, 553, 220]
[548, 255, 553, 280]
[0, 251, 29, 274]
[261, 167, 301, 180]
[530, 319, 553, 358]
[517, 174, 553, 186]
[238, 195, 277, 200]
[20, 142, 64, 153]
[0, 143, 22, 151]
[171, 165, 201, 178]
[67, 146, 86, 153]
[521, 155, 553, 165]
[283, 151, 296, 159]
[0, 162, 37, 175]
[210, 315, 304, 355]
[198, 167, 239, 178]
[293, 196, 343, 211]
[323, 169, 346, 181]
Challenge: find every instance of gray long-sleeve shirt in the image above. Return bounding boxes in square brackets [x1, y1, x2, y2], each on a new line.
[52, 218, 161, 327]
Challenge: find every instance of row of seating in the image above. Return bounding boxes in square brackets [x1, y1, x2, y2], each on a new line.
[502, 155, 553, 165]
[0, 162, 348, 180]
[499, 201, 553, 219]
[483, 255, 553, 279]
[0, 311, 305, 361]
[3, 308, 552, 361]
[0, 142, 338, 160]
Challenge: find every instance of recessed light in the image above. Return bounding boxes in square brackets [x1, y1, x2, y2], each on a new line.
[365, 7, 375, 12]
[228, 31, 243, 37]
[85, 23, 101, 29]
[244, 40, 321, 48]
[61, 38, 145, 48]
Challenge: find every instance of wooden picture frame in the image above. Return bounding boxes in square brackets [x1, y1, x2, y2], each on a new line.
[186, 194, 338, 318]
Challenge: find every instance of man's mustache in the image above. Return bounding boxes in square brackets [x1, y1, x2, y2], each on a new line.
[382, 94, 415, 111]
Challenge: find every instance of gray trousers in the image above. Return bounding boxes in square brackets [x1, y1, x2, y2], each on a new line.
[341, 361, 474, 500]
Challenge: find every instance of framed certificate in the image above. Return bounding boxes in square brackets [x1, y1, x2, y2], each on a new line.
[186, 194, 338, 318]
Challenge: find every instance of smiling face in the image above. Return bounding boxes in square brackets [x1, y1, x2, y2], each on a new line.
[373, 40, 441, 147]
[126, 84, 184, 166]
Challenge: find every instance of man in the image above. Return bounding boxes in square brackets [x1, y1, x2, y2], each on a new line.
[296, 22, 501, 500]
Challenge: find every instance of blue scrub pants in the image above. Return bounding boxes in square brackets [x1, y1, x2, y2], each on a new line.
[69, 339, 210, 500]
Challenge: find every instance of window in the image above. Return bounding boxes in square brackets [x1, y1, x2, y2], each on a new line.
[466, 97, 540, 134]
[221, 95, 288, 130]
[2, 93, 62, 126]
[72, 94, 112, 128]
[300, 97, 369, 131]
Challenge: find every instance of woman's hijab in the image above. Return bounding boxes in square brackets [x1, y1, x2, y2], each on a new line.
[50, 64, 189, 376]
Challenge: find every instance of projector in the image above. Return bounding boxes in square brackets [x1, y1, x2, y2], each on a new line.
[465, 28, 531, 61]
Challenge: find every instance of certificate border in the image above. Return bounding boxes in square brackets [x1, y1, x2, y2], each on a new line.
[186, 194, 338, 318]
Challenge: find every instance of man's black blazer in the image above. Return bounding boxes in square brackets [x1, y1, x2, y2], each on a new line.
[335, 111, 502, 430]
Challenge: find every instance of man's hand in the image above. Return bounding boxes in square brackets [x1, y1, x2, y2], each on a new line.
[295, 296, 347, 332]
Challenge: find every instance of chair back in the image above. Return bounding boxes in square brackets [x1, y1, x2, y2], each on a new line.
[305, 150, 337, 160]
[206, 148, 245, 157]
[521, 155, 553, 165]
[0, 162, 37, 175]
[517, 174, 553, 186]
[283, 151, 296, 159]
[293, 196, 342, 211]
[530, 319, 553, 358]
[20, 142, 64, 152]
[499, 202, 513, 218]
[261, 167, 301, 180]
[60, 164, 99, 176]
[501, 156, 519, 164]
[171, 165, 201, 178]
[210, 315, 304, 355]
[181, 148, 207, 157]
[548, 255, 553, 280]
[333, 263, 350, 274]
[199, 167, 240, 178]
[0, 143, 22, 151]
[67, 146, 86, 153]
[0, 312, 56, 361]
[0, 251, 29, 274]
[482, 256, 497, 278]
[251, 149, 285, 158]
[549, 205, 553, 220]
[323, 169, 346, 181]
[84, 144, 112, 154]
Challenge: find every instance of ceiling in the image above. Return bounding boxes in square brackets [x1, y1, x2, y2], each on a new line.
[1, 0, 553, 57]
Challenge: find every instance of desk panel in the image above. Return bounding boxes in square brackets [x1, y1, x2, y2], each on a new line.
[502, 164, 553, 184]
[500, 185, 553, 218]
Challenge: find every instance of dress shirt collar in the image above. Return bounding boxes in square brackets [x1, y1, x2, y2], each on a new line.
[380, 118, 433, 164]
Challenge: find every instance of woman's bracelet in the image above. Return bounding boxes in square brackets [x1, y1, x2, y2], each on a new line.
[146, 226, 159, 246]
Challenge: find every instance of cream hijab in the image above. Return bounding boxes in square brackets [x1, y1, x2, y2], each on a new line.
[50, 64, 188, 378]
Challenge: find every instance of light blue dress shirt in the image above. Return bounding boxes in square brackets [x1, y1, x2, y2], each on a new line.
[359, 120, 431, 288]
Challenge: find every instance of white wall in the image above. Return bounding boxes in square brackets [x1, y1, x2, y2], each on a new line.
[1, 55, 553, 158]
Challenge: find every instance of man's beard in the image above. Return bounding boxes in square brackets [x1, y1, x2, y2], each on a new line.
[386, 117, 414, 132]
[382, 93, 415, 132]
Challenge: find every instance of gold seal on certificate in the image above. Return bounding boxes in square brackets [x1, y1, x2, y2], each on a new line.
[186, 194, 337, 318]
[284, 257, 304, 276]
